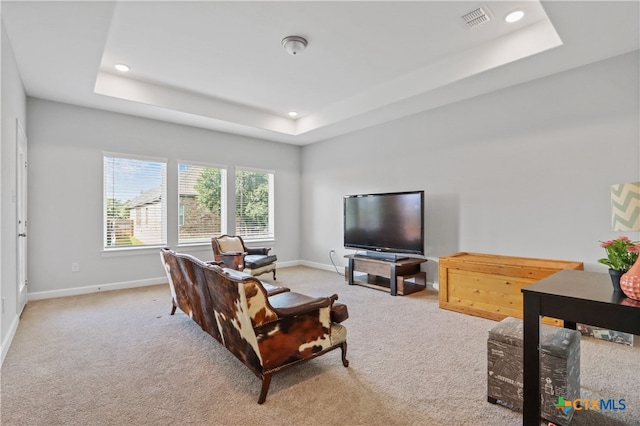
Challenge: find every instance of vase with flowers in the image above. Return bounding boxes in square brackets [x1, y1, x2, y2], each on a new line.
[598, 236, 640, 292]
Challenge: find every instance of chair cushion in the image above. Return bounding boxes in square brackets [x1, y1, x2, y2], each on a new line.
[217, 236, 244, 252]
[268, 291, 316, 309]
[245, 254, 277, 268]
[221, 268, 287, 295]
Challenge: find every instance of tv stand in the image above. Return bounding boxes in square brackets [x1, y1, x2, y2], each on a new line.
[345, 255, 427, 296]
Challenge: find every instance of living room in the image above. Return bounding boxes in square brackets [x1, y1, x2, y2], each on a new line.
[1, 1, 639, 424]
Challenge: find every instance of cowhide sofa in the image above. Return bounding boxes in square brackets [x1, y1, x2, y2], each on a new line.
[159, 248, 349, 403]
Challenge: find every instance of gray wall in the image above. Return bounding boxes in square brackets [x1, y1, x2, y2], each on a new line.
[26, 99, 301, 297]
[301, 52, 640, 283]
[1, 20, 27, 358]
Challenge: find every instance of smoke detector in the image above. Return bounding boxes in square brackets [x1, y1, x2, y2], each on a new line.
[282, 36, 308, 55]
[461, 7, 492, 28]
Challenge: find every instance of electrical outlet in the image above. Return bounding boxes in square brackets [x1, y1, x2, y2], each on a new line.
[71, 262, 80, 272]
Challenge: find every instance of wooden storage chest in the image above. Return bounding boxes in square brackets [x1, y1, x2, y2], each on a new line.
[438, 252, 584, 325]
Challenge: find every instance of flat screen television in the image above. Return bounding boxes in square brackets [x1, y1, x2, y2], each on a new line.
[343, 190, 424, 260]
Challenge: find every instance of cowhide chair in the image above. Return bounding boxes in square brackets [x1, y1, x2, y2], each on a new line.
[211, 234, 277, 279]
[159, 248, 349, 404]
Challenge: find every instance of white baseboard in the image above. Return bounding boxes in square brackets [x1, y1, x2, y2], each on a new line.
[26, 262, 302, 301]
[26, 262, 437, 301]
[276, 260, 302, 268]
[300, 260, 345, 273]
[1, 314, 20, 366]
[28, 277, 167, 301]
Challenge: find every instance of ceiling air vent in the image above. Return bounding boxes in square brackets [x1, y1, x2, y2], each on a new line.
[461, 7, 491, 28]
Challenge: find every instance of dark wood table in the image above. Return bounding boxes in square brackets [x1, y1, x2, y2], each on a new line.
[521, 270, 640, 425]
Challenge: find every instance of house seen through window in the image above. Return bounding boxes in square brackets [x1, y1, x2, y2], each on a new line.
[103, 154, 167, 248]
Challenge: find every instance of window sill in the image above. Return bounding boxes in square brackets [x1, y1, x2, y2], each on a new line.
[243, 238, 275, 247]
[101, 245, 167, 257]
[176, 242, 211, 249]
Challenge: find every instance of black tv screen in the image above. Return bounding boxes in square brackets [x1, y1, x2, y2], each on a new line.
[343, 190, 424, 257]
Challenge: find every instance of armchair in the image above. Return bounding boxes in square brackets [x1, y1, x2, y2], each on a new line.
[211, 234, 277, 279]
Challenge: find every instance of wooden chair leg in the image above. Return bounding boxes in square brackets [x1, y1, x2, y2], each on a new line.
[258, 373, 272, 404]
[272, 269, 276, 280]
[341, 342, 349, 367]
[170, 302, 177, 316]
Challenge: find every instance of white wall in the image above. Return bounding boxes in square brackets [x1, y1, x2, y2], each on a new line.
[1, 19, 27, 361]
[26, 99, 301, 298]
[301, 52, 640, 283]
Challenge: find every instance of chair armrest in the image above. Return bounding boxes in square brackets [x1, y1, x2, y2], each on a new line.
[268, 291, 334, 317]
[220, 267, 252, 280]
[246, 247, 271, 255]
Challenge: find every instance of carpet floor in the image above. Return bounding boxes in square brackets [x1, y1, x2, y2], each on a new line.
[1, 266, 639, 425]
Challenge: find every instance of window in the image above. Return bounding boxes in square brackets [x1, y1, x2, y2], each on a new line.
[103, 154, 167, 249]
[178, 205, 185, 226]
[235, 168, 274, 240]
[178, 163, 227, 244]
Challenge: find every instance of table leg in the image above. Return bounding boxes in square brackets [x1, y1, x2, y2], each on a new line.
[523, 293, 541, 425]
[348, 258, 354, 286]
[390, 264, 397, 296]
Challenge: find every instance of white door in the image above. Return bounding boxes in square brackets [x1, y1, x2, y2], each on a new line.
[16, 119, 28, 315]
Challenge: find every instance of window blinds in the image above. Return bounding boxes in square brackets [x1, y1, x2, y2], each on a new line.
[235, 169, 274, 240]
[103, 155, 167, 248]
[178, 163, 227, 244]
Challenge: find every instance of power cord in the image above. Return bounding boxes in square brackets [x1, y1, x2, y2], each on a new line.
[329, 249, 342, 276]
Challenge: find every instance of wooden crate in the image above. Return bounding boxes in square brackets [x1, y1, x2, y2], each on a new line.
[438, 252, 584, 325]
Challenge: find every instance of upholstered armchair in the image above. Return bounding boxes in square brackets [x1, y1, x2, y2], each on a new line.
[211, 234, 277, 279]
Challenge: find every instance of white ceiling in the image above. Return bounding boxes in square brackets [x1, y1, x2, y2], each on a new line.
[2, 1, 639, 145]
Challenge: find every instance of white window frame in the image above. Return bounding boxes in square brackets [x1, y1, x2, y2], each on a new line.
[103, 152, 167, 251]
[177, 160, 227, 245]
[178, 205, 185, 227]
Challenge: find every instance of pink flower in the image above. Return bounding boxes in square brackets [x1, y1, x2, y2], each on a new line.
[599, 236, 640, 271]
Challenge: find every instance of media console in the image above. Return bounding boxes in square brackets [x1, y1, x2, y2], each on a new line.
[345, 254, 427, 296]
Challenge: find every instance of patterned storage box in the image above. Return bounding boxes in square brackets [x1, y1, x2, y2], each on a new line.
[487, 317, 580, 425]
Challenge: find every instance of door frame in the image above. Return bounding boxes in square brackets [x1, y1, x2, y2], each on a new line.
[16, 119, 28, 315]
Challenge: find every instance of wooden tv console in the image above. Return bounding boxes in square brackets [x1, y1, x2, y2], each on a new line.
[345, 255, 427, 296]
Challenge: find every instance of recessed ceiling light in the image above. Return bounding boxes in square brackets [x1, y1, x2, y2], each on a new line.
[114, 63, 130, 72]
[288, 111, 298, 117]
[505, 10, 525, 23]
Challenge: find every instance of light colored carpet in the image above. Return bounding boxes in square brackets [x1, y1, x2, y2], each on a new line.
[1, 266, 639, 425]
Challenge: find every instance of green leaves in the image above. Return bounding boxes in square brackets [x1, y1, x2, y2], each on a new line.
[194, 168, 222, 216]
[598, 236, 640, 272]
